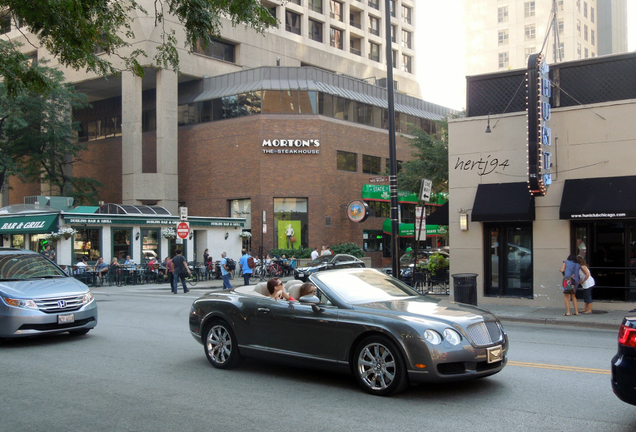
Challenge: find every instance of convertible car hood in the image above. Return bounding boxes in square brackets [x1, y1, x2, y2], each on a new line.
[0, 277, 87, 298]
[356, 296, 498, 326]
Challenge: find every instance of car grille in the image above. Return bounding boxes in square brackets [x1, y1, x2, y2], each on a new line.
[466, 321, 503, 347]
[34, 295, 86, 313]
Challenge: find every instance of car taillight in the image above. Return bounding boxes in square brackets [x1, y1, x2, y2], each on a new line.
[618, 324, 636, 347]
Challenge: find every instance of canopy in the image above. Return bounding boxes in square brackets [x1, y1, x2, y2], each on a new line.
[559, 176, 636, 219]
[0, 214, 59, 234]
[471, 183, 535, 222]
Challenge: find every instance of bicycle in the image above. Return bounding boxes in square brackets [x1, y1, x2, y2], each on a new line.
[186, 272, 199, 286]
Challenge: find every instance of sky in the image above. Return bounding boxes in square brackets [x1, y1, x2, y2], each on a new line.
[416, 1, 636, 111]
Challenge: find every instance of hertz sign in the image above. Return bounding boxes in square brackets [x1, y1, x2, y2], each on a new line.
[527, 53, 552, 196]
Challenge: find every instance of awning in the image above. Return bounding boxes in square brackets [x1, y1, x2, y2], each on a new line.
[426, 202, 449, 225]
[66, 206, 99, 214]
[382, 219, 448, 238]
[471, 183, 535, 222]
[560, 176, 636, 219]
[0, 214, 59, 234]
[362, 184, 419, 204]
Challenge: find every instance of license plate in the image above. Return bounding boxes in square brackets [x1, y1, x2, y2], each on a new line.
[58, 313, 75, 324]
[487, 345, 503, 363]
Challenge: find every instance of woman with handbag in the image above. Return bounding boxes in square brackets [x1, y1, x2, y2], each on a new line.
[577, 256, 595, 314]
[559, 255, 581, 316]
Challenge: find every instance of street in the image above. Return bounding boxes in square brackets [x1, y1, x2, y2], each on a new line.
[2, 285, 636, 432]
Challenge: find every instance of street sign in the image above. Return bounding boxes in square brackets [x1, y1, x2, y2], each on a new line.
[176, 221, 190, 239]
[419, 179, 432, 202]
[415, 206, 426, 241]
[369, 176, 389, 184]
[180, 207, 188, 221]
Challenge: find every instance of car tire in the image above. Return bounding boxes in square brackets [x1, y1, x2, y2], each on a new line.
[203, 321, 243, 369]
[353, 335, 409, 396]
[68, 328, 90, 336]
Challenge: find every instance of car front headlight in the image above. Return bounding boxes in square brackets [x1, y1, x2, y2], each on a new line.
[3, 297, 38, 310]
[443, 328, 462, 345]
[81, 291, 94, 304]
[424, 329, 442, 345]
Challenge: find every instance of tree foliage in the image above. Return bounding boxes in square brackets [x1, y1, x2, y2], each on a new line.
[397, 119, 450, 196]
[0, 60, 101, 204]
[1, 0, 278, 95]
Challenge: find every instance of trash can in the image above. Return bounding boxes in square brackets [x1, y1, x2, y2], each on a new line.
[452, 273, 478, 306]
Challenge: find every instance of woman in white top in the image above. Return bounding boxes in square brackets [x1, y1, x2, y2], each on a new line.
[577, 256, 595, 314]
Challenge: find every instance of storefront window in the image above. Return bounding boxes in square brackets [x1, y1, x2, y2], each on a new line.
[113, 228, 131, 261]
[142, 229, 160, 263]
[274, 198, 308, 250]
[364, 230, 383, 252]
[11, 234, 24, 249]
[30, 234, 55, 257]
[230, 199, 251, 229]
[74, 228, 101, 263]
[484, 223, 533, 298]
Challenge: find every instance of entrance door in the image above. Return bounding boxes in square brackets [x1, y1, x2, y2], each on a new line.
[485, 223, 533, 298]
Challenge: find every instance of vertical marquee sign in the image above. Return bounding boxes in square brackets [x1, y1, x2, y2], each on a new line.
[527, 53, 552, 196]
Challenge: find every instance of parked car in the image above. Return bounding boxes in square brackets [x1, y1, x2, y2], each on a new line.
[0, 248, 98, 338]
[293, 254, 365, 281]
[611, 310, 636, 405]
[189, 267, 508, 396]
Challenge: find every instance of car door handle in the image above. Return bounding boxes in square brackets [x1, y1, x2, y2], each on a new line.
[257, 308, 270, 314]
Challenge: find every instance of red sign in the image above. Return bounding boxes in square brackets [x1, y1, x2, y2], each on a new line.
[176, 222, 190, 239]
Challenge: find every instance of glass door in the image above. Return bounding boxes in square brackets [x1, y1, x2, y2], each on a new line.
[485, 223, 533, 298]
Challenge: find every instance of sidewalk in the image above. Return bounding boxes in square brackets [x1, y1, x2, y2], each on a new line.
[96, 275, 628, 331]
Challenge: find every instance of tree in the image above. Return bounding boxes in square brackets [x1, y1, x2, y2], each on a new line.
[0, 62, 100, 203]
[1, 0, 278, 95]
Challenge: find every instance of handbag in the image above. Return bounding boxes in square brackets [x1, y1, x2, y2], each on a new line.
[562, 276, 576, 294]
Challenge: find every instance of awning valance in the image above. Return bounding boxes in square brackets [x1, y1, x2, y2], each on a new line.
[362, 184, 419, 204]
[382, 219, 448, 238]
[471, 183, 535, 222]
[0, 214, 59, 234]
[560, 176, 636, 219]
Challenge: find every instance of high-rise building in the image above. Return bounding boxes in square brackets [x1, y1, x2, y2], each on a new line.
[464, 0, 628, 76]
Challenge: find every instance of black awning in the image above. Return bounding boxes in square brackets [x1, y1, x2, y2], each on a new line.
[471, 182, 535, 222]
[427, 202, 448, 225]
[560, 176, 636, 219]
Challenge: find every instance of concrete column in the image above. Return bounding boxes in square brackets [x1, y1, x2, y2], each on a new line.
[121, 71, 143, 205]
[156, 69, 179, 214]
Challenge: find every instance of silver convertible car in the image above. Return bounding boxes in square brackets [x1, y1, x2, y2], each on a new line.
[0, 248, 98, 338]
[190, 268, 508, 395]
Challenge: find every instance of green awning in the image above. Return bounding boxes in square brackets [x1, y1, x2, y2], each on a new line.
[382, 219, 448, 238]
[0, 214, 59, 234]
[66, 206, 99, 213]
[361, 184, 419, 204]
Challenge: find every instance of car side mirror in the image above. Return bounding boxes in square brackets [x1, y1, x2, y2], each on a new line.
[299, 295, 323, 312]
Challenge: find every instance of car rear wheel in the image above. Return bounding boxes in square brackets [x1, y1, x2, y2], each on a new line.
[353, 335, 408, 396]
[204, 321, 243, 369]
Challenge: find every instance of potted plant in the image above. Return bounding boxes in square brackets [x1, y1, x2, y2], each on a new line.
[425, 252, 449, 278]
[161, 227, 176, 239]
[239, 231, 252, 239]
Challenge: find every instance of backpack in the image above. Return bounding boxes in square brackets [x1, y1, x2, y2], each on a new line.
[225, 258, 236, 271]
[247, 256, 255, 269]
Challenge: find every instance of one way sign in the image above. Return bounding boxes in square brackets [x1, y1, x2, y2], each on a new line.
[419, 179, 432, 202]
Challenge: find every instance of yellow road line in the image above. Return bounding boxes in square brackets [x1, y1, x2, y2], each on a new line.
[508, 360, 611, 375]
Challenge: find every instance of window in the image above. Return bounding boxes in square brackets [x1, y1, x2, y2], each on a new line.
[141, 229, 160, 264]
[274, 198, 308, 250]
[194, 38, 236, 63]
[577, 42, 581, 58]
[350, 11, 361, 29]
[554, 42, 564, 60]
[367, 202, 390, 218]
[576, 0, 580, 13]
[583, 2, 588, 18]
[369, 15, 380, 36]
[591, 29, 595, 46]
[286, 10, 301, 35]
[112, 229, 131, 261]
[330, 27, 343, 49]
[557, 0, 564, 11]
[498, 52, 509, 69]
[364, 230, 384, 252]
[558, 19, 564, 34]
[498, 29, 509, 45]
[401, 54, 412, 73]
[591, 7, 595, 23]
[525, 25, 535, 41]
[401, 30, 412, 49]
[391, 25, 396, 42]
[525, 47, 535, 62]
[362, 155, 381, 174]
[289, 0, 300, 4]
[498, 6, 508, 23]
[368, 0, 379, 10]
[350, 38, 362, 56]
[392, 50, 397, 68]
[584, 24, 588, 41]
[584, 47, 588, 58]
[309, 0, 322, 14]
[402, 5, 412, 25]
[577, 20, 581, 36]
[330, 1, 343, 21]
[385, 159, 402, 173]
[390, 0, 396, 17]
[484, 223, 533, 298]
[369, 42, 380, 62]
[524, 1, 535, 18]
[337, 151, 357, 172]
[309, 19, 323, 42]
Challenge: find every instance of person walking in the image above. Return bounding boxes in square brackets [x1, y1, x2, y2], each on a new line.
[311, 247, 319, 260]
[577, 256, 595, 314]
[171, 249, 190, 294]
[239, 249, 253, 286]
[559, 254, 581, 316]
[220, 252, 233, 290]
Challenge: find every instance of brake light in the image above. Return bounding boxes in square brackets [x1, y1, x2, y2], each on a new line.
[618, 324, 636, 347]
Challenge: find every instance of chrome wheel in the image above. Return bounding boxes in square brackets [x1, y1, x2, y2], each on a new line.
[357, 342, 396, 391]
[203, 322, 243, 369]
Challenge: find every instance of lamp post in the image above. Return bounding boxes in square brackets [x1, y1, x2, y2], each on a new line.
[384, 0, 400, 279]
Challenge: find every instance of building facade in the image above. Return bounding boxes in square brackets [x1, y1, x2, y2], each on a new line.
[449, 52, 636, 310]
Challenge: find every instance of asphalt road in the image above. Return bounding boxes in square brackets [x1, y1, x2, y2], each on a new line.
[1, 287, 636, 432]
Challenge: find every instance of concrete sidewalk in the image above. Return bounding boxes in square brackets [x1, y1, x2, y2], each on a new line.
[95, 275, 629, 331]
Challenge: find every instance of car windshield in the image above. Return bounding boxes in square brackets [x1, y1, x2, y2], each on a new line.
[306, 256, 332, 266]
[0, 253, 67, 280]
[316, 269, 419, 304]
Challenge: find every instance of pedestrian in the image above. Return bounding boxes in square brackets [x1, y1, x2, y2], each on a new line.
[165, 255, 174, 286]
[321, 245, 329, 256]
[559, 254, 581, 316]
[577, 256, 595, 314]
[41, 243, 56, 262]
[239, 249, 253, 286]
[311, 247, 319, 260]
[171, 249, 190, 294]
[326, 246, 333, 255]
[220, 252, 233, 290]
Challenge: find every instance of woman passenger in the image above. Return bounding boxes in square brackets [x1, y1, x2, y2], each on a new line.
[266, 277, 295, 301]
[298, 283, 317, 299]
